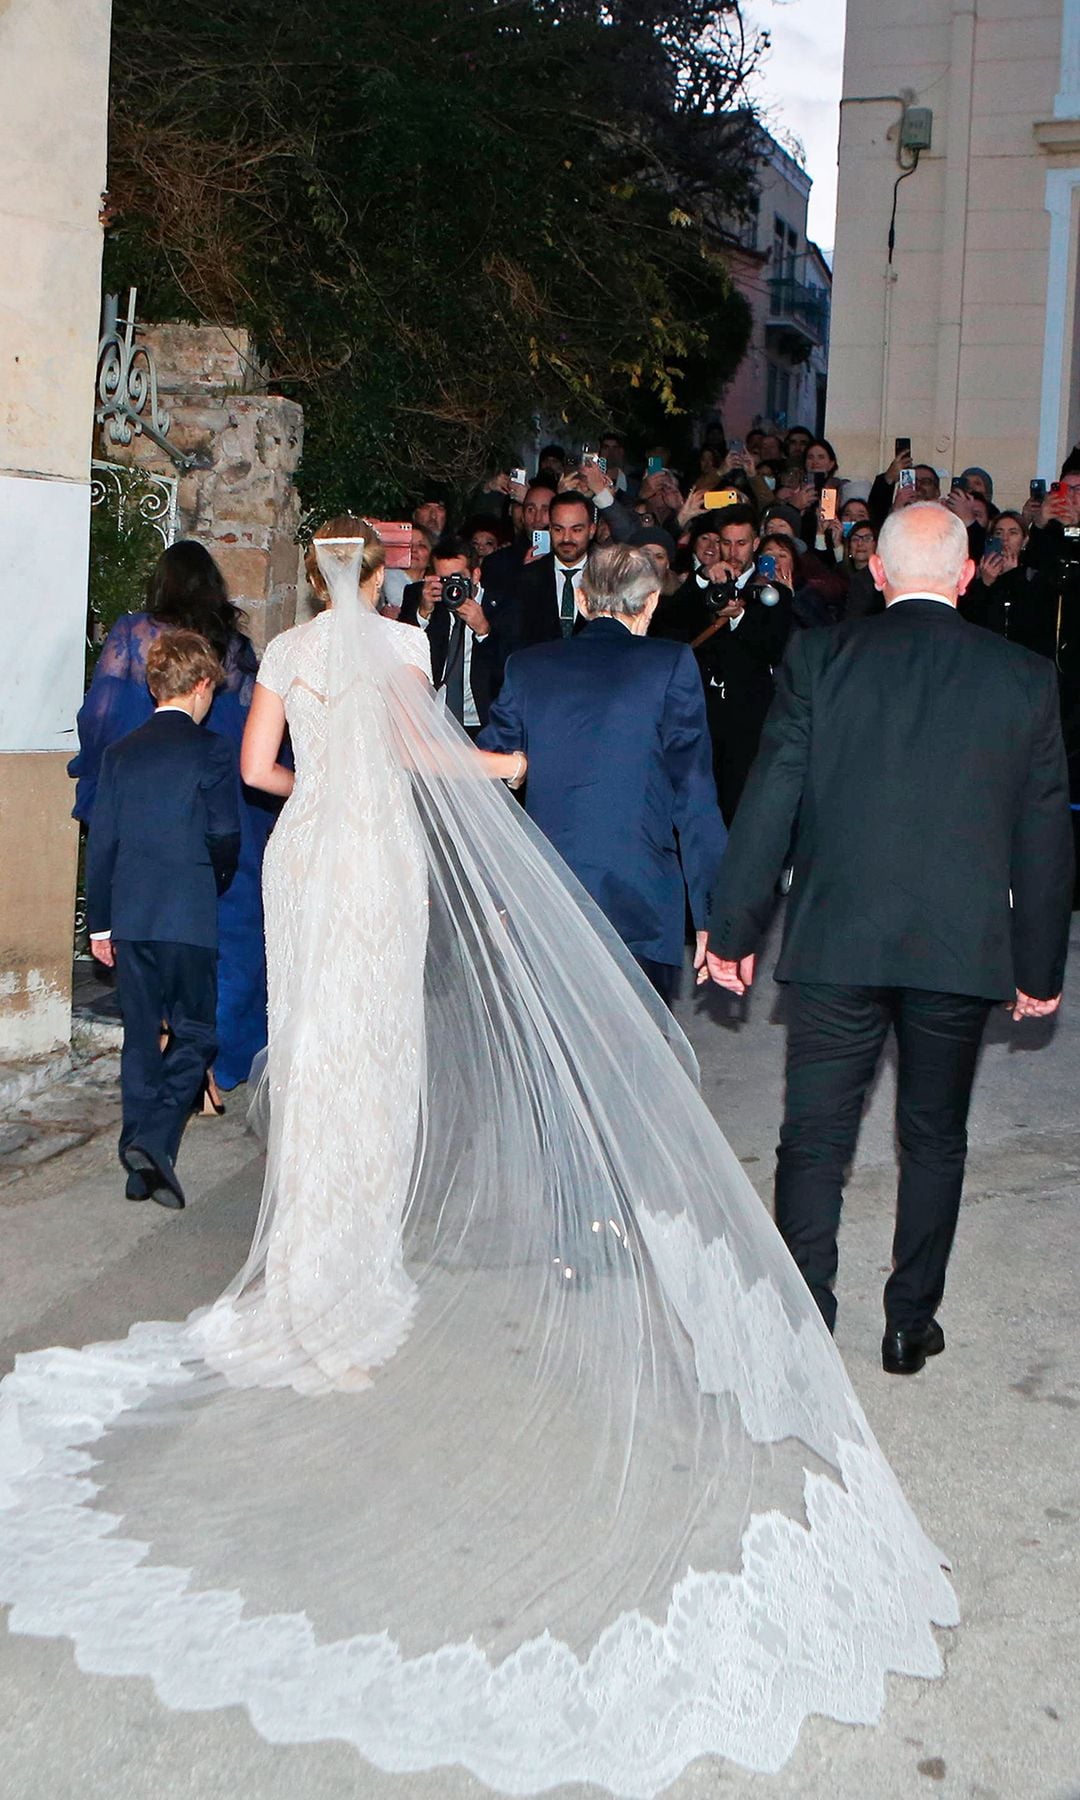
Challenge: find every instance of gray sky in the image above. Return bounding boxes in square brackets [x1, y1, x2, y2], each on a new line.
[742, 0, 847, 253]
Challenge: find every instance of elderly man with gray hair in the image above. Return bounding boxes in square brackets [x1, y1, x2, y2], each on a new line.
[478, 543, 727, 1003]
[702, 502, 1074, 1372]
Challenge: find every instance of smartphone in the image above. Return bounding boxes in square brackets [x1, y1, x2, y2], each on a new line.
[509, 467, 527, 486]
[581, 449, 608, 474]
[727, 436, 745, 456]
[894, 436, 911, 458]
[897, 468, 917, 492]
[756, 553, 777, 580]
[531, 528, 551, 557]
[1030, 478, 1047, 503]
[703, 490, 733, 509]
[985, 535, 1004, 558]
[646, 454, 664, 475]
[369, 520, 413, 569]
[950, 476, 968, 494]
[812, 471, 827, 494]
[841, 519, 856, 539]
[820, 486, 838, 522]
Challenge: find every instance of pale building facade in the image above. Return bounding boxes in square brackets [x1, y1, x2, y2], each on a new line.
[0, 0, 112, 1058]
[723, 133, 831, 441]
[828, 0, 1080, 504]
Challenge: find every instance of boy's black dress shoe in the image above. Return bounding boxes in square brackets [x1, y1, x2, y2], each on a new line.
[124, 1145, 186, 1211]
[882, 1319, 945, 1375]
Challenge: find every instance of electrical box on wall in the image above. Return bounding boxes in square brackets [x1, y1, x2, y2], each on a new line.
[900, 107, 933, 152]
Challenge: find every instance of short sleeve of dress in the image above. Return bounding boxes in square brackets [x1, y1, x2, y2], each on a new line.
[256, 628, 294, 697]
[388, 620, 434, 679]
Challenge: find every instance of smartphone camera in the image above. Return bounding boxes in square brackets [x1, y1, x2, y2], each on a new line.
[897, 468, 917, 492]
[1030, 478, 1047, 503]
[509, 467, 527, 487]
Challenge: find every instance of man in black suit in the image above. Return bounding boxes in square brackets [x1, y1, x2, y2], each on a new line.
[481, 474, 559, 605]
[86, 630, 241, 1209]
[654, 505, 792, 825]
[399, 536, 495, 733]
[488, 490, 598, 687]
[702, 503, 1073, 1372]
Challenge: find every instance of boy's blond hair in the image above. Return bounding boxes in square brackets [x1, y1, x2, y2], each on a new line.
[145, 629, 224, 703]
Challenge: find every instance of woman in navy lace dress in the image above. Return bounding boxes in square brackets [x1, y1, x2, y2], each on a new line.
[70, 541, 279, 1096]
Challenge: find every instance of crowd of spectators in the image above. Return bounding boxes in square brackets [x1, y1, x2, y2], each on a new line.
[384, 424, 1080, 827]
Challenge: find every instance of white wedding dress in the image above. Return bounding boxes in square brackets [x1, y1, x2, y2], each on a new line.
[0, 551, 958, 1797]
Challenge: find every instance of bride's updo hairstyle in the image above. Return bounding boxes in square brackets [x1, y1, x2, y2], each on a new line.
[305, 515, 385, 609]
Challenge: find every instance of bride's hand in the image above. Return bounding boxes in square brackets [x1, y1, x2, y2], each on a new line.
[478, 749, 526, 788]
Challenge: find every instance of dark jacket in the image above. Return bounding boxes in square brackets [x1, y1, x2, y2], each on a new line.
[398, 583, 496, 725]
[488, 553, 589, 690]
[709, 598, 1074, 1001]
[85, 710, 241, 949]
[478, 617, 727, 965]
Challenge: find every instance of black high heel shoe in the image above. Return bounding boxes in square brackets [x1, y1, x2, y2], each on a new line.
[192, 1074, 226, 1118]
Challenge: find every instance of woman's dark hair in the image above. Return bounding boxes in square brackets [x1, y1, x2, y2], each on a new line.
[147, 541, 243, 661]
[806, 437, 838, 471]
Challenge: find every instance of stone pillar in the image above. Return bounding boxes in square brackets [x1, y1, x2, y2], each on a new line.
[0, 0, 111, 1059]
[106, 324, 304, 648]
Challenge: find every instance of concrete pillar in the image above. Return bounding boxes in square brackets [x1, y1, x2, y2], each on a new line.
[0, 0, 111, 1058]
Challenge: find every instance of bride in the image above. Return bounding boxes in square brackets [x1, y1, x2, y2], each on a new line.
[0, 518, 958, 1796]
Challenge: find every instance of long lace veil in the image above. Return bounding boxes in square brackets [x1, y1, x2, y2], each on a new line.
[0, 542, 958, 1796]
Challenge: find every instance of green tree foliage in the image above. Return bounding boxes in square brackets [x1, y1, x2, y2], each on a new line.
[105, 0, 765, 513]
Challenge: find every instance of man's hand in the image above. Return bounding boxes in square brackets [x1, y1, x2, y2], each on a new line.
[1010, 989, 1061, 1021]
[698, 952, 756, 994]
[891, 481, 917, 511]
[693, 930, 709, 979]
[945, 488, 977, 527]
[455, 597, 489, 637]
[419, 574, 442, 619]
[577, 458, 613, 499]
[884, 448, 913, 485]
[1039, 486, 1080, 529]
[91, 937, 115, 969]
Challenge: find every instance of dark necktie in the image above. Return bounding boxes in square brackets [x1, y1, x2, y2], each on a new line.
[560, 569, 577, 638]
[444, 615, 466, 722]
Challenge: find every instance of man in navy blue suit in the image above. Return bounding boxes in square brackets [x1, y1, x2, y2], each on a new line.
[85, 630, 241, 1209]
[478, 543, 727, 1002]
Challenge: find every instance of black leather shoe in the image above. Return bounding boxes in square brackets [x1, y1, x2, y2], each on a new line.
[125, 1145, 186, 1211]
[125, 1172, 149, 1201]
[882, 1318, 945, 1375]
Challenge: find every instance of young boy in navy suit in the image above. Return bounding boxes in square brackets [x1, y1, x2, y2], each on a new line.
[85, 630, 241, 1209]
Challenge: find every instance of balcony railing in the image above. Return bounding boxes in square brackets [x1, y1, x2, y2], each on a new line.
[767, 276, 830, 346]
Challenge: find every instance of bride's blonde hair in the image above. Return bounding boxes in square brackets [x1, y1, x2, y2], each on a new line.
[305, 515, 385, 607]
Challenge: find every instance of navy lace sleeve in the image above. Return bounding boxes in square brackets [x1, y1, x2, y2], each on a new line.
[67, 614, 158, 822]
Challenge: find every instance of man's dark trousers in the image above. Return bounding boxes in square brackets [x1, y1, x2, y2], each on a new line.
[776, 983, 993, 1334]
[115, 941, 218, 1169]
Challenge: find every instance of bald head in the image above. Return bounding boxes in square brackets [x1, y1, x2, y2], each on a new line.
[873, 503, 973, 605]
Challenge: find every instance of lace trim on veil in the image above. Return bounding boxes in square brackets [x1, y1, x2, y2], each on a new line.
[0, 1234, 956, 1797]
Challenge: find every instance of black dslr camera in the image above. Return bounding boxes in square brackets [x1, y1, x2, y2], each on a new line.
[703, 574, 737, 614]
[439, 574, 474, 609]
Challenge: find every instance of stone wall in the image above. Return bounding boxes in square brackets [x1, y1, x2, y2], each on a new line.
[99, 324, 304, 648]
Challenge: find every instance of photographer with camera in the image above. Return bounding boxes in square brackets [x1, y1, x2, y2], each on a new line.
[399, 536, 494, 734]
[689, 504, 793, 824]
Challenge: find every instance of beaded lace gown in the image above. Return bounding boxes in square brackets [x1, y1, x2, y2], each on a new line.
[0, 564, 959, 1797]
